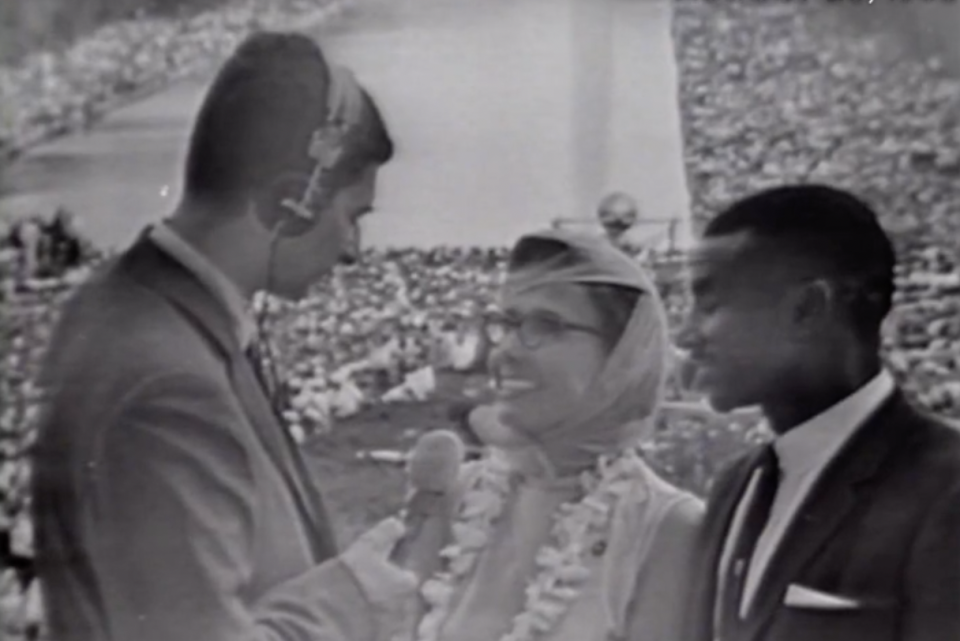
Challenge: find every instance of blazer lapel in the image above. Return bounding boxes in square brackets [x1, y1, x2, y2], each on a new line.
[121, 232, 338, 560]
[228, 352, 338, 560]
[742, 391, 914, 641]
[690, 451, 763, 641]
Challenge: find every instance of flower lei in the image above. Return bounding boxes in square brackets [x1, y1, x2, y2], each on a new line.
[414, 449, 648, 641]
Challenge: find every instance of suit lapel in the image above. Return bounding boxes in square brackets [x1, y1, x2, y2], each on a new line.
[742, 391, 914, 641]
[742, 479, 857, 641]
[228, 353, 338, 559]
[121, 232, 338, 560]
[691, 451, 763, 641]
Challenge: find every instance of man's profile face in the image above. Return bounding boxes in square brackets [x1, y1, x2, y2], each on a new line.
[677, 231, 801, 413]
[274, 165, 379, 300]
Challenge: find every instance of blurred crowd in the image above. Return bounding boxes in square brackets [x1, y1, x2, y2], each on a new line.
[0, 0, 341, 162]
[0, 209, 98, 289]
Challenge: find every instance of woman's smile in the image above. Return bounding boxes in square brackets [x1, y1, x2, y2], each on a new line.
[493, 376, 538, 399]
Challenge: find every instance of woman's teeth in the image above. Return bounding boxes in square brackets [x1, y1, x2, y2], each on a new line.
[495, 378, 536, 394]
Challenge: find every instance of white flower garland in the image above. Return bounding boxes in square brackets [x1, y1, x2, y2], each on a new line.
[414, 449, 648, 641]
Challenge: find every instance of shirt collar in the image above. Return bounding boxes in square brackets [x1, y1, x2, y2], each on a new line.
[149, 222, 257, 349]
[772, 369, 896, 478]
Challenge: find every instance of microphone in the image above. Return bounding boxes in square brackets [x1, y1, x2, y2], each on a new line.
[391, 430, 465, 576]
[407, 429, 464, 493]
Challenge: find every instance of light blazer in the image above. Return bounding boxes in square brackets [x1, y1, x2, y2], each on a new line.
[684, 391, 960, 641]
[401, 456, 704, 641]
[33, 234, 398, 641]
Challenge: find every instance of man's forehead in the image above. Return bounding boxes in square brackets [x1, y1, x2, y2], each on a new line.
[686, 232, 818, 294]
[686, 232, 756, 277]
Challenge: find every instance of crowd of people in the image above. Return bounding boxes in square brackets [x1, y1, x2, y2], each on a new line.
[2, 200, 960, 638]
[673, 2, 960, 239]
[0, 0, 342, 162]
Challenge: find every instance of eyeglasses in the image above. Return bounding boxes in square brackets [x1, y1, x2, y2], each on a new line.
[484, 311, 604, 350]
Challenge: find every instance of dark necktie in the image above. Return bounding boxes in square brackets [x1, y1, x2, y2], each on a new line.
[722, 444, 780, 639]
[245, 332, 283, 414]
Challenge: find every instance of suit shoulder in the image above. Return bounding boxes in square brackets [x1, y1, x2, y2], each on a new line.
[872, 405, 960, 513]
[59, 260, 166, 323]
[42, 269, 227, 406]
[909, 411, 960, 476]
[55, 265, 211, 357]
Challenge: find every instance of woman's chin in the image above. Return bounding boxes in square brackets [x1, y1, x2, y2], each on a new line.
[703, 388, 748, 414]
[471, 403, 528, 448]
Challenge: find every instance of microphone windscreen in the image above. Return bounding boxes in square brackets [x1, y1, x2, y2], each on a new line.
[407, 430, 465, 494]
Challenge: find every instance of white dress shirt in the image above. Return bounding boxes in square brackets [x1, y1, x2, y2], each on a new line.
[717, 369, 897, 620]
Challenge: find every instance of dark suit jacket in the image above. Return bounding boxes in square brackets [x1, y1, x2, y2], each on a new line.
[32, 234, 381, 641]
[685, 390, 960, 641]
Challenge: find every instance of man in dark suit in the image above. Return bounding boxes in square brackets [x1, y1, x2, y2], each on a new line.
[33, 32, 418, 641]
[678, 184, 960, 641]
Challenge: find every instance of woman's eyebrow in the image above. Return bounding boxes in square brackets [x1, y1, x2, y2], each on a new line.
[530, 309, 585, 325]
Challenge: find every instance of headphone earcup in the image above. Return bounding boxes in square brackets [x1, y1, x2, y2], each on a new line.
[255, 174, 318, 238]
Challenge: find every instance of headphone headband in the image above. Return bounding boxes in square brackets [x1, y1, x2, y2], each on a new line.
[280, 65, 363, 221]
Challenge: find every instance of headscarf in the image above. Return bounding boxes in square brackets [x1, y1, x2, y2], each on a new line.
[496, 228, 670, 477]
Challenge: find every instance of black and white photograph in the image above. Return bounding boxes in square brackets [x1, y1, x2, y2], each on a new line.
[1, 0, 959, 639]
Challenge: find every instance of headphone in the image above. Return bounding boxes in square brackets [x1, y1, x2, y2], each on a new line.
[256, 64, 364, 239]
[256, 173, 319, 239]
[246, 65, 366, 417]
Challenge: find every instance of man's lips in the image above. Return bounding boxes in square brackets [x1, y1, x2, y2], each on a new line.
[681, 349, 711, 369]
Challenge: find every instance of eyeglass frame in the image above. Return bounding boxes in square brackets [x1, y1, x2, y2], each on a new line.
[483, 309, 605, 350]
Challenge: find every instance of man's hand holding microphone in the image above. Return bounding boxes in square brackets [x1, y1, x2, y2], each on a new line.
[391, 429, 464, 578]
[338, 430, 466, 639]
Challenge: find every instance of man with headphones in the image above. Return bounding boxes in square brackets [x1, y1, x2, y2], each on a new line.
[33, 32, 416, 641]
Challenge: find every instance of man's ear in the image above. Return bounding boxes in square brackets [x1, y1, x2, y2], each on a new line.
[787, 279, 834, 337]
[252, 173, 321, 238]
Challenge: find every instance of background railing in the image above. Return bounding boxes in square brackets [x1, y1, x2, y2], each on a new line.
[551, 215, 684, 254]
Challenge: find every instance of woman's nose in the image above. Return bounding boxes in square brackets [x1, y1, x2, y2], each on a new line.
[675, 315, 699, 352]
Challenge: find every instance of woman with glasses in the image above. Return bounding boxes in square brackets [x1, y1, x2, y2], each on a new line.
[403, 228, 702, 641]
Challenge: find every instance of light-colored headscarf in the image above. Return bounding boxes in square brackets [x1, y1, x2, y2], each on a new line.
[496, 228, 670, 477]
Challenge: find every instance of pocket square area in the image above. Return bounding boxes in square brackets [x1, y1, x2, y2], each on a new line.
[784, 584, 861, 610]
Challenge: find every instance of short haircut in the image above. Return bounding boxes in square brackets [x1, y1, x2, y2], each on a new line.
[705, 184, 896, 337]
[183, 32, 393, 208]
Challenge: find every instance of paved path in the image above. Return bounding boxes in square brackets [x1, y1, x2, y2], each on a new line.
[0, 0, 691, 250]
